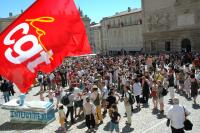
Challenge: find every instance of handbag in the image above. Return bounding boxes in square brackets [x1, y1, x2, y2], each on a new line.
[183, 107, 193, 131]
[93, 93, 100, 106]
[128, 92, 135, 105]
[166, 119, 170, 127]
[162, 88, 168, 96]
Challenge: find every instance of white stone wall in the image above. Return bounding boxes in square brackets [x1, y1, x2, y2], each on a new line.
[0, 20, 13, 32]
[90, 24, 102, 53]
[101, 20, 109, 53]
[100, 10, 143, 54]
[93, 27, 102, 53]
[107, 25, 143, 51]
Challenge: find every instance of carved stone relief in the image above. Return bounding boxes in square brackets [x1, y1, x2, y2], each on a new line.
[147, 13, 170, 31]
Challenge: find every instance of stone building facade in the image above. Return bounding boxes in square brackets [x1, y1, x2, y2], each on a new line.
[90, 23, 102, 53]
[0, 13, 17, 32]
[100, 8, 143, 55]
[142, 0, 200, 53]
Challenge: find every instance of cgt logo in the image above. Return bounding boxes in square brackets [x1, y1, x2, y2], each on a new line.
[3, 17, 54, 73]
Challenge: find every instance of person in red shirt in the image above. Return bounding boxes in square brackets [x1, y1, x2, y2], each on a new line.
[54, 72, 62, 85]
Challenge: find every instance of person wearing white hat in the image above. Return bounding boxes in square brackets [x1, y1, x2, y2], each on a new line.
[91, 85, 103, 125]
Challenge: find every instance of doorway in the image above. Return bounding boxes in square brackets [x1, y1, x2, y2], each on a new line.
[181, 39, 191, 52]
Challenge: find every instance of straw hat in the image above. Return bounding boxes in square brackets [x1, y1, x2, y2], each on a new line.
[58, 104, 64, 108]
[92, 85, 98, 89]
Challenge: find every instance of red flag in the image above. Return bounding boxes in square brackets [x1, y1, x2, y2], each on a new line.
[0, 0, 91, 93]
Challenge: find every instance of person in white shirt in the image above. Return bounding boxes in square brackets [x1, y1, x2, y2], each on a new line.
[48, 73, 55, 90]
[167, 98, 190, 133]
[83, 97, 96, 132]
[132, 78, 142, 108]
[121, 75, 126, 86]
[82, 90, 91, 104]
[101, 82, 109, 115]
[65, 87, 75, 124]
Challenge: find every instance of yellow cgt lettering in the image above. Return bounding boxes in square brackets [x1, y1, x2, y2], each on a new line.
[26, 17, 55, 60]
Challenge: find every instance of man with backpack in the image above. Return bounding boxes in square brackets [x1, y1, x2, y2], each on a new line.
[62, 87, 75, 124]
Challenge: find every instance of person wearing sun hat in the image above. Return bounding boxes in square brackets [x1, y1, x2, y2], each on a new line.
[91, 85, 103, 125]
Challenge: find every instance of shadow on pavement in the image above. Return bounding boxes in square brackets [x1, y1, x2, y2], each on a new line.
[141, 103, 149, 108]
[55, 127, 72, 133]
[122, 124, 134, 133]
[55, 130, 66, 133]
[75, 116, 84, 123]
[168, 100, 173, 105]
[0, 122, 46, 131]
[103, 122, 110, 131]
[192, 104, 200, 109]
[77, 121, 86, 129]
[132, 108, 141, 113]
[157, 114, 166, 119]
[55, 129, 65, 133]
[33, 92, 40, 96]
[64, 122, 72, 130]
[152, 108, 159, 115]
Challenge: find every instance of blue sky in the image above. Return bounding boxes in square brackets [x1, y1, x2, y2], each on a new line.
[0, 0, 141, 23]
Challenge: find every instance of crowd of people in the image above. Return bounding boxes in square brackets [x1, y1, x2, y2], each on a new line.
[1, 52, 200, 133]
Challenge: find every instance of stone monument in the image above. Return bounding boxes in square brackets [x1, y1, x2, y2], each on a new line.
[1, 97, 55, 124]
